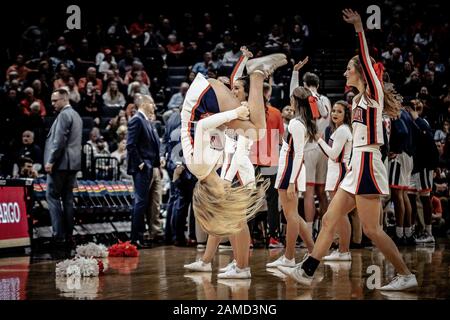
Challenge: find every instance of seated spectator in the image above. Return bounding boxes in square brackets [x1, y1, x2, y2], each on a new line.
[79, 81, 103, 119]
[50, 46, 75, 72]
[127, 80, 150, 98]
[95, 47, 117, 67]
[111, 139, 131, 181]
[66, 77, 81, 105]
[75, 38, 96, 74]
[166, 34, 184, 58]
[109, 125, 128, 155]
[222, 42, 241, 68]
[192, 52, 212, 76]
[98, 49, 115, 75]
[22, 102, 45, 142]
[53, 63, 72, 89]
[118, 49, 141, 77]
[84, 128, 109, 174]
[167, 82, 189, 110]
[124, 61, 150, 86]
[31, 79, 50, 107]
[414, 27, 433, 48]
[435, 120, 449, 142]
[20, 87, 46, 117]
[129, 13, 150, 40]
[103, 80, 126, 108]
[14, 157, 38, 179]
[15, 130, 43, 170]
[78, 67, 103, 94]
[6, 54, 35, 82]
[265, 24, 283, 51]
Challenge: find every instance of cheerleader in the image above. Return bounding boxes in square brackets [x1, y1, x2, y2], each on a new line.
[183, 48, 278, 279]
[290, 57, 330, 237]
[317, 101, 353, 261]
[266, 86, 316, 269]
[280, 9, 417, 291]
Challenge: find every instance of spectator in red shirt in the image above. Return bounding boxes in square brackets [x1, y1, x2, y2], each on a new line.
[20, 87, 46, 117]
[124, 61, 150, 86]
[78, 67, 103, 94]
[250, 81, 285, 248]
[6, 54, 35, 82]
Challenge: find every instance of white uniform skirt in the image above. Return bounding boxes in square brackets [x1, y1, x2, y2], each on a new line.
[275, 141, 306, 192]
[325, 160, 348, 192]
[340, 146, 389, 195]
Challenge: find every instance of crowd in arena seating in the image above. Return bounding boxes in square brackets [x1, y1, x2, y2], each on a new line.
[0, 1, 449, 247]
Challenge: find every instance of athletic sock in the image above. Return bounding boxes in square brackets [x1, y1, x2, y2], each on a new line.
[396, 227, 404, 238]
[301, 256, 320, 277]
[425, 225, 432, 235]
[404, 227, 412, 238]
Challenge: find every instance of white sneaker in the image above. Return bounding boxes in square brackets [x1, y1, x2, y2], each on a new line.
[246, 53, 287, 76]
[415, 233, 435, 244]
[277, 265, 295, 276]
[183, 260, 212, 272]
[289, 265, 313, 286]
[266, 255, 295, 268]
[379, 274, 418, 291]
[323, 250, 352, 261]
[217, 265, 251, 279]
[219, 260, 236, 273]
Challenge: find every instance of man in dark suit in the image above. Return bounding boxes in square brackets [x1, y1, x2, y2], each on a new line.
[44, 88, 82, 248]
[127, 94, 161, 248]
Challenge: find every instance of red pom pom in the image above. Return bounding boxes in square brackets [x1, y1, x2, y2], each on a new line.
[108, 241, 139, 257]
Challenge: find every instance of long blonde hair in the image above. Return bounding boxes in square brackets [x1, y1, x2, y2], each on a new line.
[193, 175, 270, 237]
[350, 56, 401, 118]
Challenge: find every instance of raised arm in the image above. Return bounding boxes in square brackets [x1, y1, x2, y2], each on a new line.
[289, 56, 309, 96]
[343, 9, 383, 105]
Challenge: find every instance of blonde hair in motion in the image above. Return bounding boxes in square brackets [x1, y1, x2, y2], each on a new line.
[193, 175, 270, 237]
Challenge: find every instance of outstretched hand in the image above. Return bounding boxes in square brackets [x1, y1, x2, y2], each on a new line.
[240, 46, 254, 58]
[342, 9, 361, 24]
[293, 56, 309, 71]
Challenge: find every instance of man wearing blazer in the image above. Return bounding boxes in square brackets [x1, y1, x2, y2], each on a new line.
[127, 94, 161, 248]
[44, 88, 82, 248]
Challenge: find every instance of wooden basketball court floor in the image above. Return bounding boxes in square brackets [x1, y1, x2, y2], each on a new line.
[1, 240, 449, 300]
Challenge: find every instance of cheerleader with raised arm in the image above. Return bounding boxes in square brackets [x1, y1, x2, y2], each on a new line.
[280, 9, 417, 291]
[265, 85, 316, 269]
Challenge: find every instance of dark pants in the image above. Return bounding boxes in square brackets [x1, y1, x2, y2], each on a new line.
[256, 166, 280, 238]
[173, 173, 196, 242]
[46, 171, 77, 241]
[164, 182, 178, 242]
[131, 166, 153, 242]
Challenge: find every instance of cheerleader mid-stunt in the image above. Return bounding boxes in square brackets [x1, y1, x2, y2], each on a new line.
[279, 9, 417, 291]
[181, 51, 287, 278]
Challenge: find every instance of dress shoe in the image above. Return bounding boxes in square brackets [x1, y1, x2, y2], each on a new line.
[131, 241, 152, 249]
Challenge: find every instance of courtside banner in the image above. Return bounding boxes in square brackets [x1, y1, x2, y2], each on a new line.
[0, 186, 30, 248]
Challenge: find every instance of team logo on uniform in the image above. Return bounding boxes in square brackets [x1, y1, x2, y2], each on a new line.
[352, 107, 365, 124]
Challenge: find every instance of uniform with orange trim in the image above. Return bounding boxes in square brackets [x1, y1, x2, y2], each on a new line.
[317, 124, 352, 192]
[339, 29, 389, 196]
[275, 118, 306, 192]
[181, 73, 238, 181]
